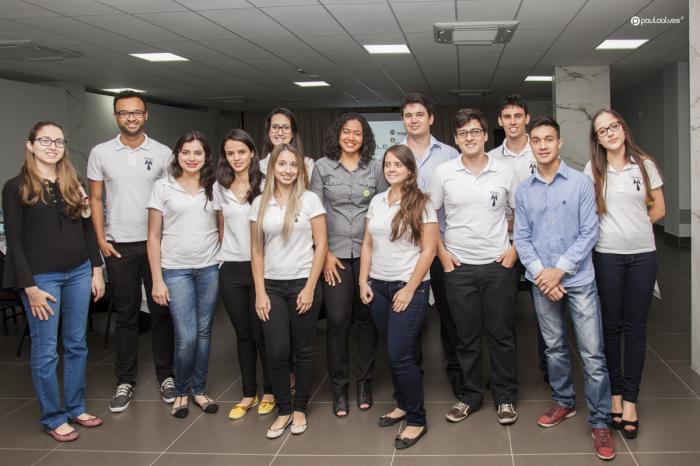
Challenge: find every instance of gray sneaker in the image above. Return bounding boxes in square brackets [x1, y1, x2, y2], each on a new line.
[497, 403, 518, 425]
[109, 383, 135, 413]
[445, 401, 473, 423]
[160, 377, 176, 404]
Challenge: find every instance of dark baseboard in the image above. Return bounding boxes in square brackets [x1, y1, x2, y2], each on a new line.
[654, 224, 691, 248]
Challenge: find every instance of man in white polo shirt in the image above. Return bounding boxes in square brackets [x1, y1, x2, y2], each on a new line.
[399, 92, 461, 396]
[488, 94, 548, 383]
[87, 91, 175, 413]
[430, 108, 519, 426]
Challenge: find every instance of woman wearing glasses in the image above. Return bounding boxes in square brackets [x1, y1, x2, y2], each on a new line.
[213, 129, 276, 419]
[250, 143, 327, 439]
[147, 131, 220, 418]
[585, 110, 665, 439]
[359, 144, 438, 449]
[2, 121, 105, 441]
[260, 108, 314, 177]
[310, 113, 386, 417]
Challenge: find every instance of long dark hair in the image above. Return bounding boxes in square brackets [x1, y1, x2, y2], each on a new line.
[589, 108, 661, 215]
[169, 130, 215, 201]
[20, 121, 87, 220]
[262, 107, 304, 156]
[322, 112, 376, 166]
[383, 145, 429, 246]
[216, 128, 262, 204]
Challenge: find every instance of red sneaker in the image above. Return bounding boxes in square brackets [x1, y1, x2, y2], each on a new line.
[592, 427, 616, 460]
[537, 403, 576, 427]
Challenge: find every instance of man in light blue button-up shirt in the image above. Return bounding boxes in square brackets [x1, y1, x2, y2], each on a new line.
[399, 93, 461, 397]
[514, 117, 615, 460]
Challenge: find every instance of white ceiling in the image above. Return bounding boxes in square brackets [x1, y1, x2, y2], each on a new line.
[0, 0, 689, 110]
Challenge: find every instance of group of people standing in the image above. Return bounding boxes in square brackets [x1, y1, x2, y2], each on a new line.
[2, 90, 664, 461]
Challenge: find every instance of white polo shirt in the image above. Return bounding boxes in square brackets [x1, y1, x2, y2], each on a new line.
[430, 155, 517, 265]
[488, 140, 536, 223]
[260, 154, 315, 178]
[249, 190, 325, 280]
[367, 190, 437, 282]
[87, 134, 171, 242]
[147, 176, 219, 269]
[584, 159, 663, 254]
[212, 181, 253, 263]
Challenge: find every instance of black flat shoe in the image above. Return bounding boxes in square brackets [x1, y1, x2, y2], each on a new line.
[394, 426, 427, 450]
[333, 392, 349, 417]
[609, 412, 623, 430]
[357, 381, 372, 410]
[378, 413, 405, 427]
[622, 419, 639, 439]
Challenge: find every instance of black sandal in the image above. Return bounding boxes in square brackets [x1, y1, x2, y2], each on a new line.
[357, 381, 372, 411]
[609, 412, 622, 430]
[171, 397, 189, 418]
[194, 394, 219, 414]
[622, 419, 639, 439]
[333, 392, 349, 417]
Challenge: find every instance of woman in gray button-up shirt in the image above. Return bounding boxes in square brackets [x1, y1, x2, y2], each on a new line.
[310, 112, 387, 417]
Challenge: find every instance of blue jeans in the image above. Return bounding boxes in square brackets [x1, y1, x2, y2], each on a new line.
[21, 260, 92, 431]
[531, 280, 611, 428]
[369, 279, 429, 426]
[163, 265, 219, 396]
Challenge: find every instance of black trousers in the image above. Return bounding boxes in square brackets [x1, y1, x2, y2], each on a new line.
[263, 279, 322, 415]
[106, 241, 174, 386]
[429, 257, 461, 379]
[517, 260, 548, 374]
[444, 262, 518, 409]
[322, 257, 377, 394]
[594, 251, 657, 403]
[219, 261, 272, 398]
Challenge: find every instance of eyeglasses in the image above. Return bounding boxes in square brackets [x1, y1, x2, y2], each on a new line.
[595, 120, 622, 138]
[270, 124, 292, 134]
[34, 137, 67, 148]
[456, 128, 484, 139]
[116, 110, 146, 119]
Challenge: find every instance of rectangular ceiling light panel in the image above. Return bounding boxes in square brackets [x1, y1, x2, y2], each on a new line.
[129, 52, 189, 62]
[363, 44, 411, 54]
[595, 39, 648, 50]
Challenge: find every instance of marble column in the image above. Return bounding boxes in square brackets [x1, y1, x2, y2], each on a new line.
[690, 0, 700, 375]
[553, 66, 610, 169]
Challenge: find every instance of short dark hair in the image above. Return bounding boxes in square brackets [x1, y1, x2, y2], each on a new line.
[113, 90, 147, 112]
[528, 116, 560, 138]
[401, 92, 434, 117]
[498, 93, 528, 116]
[453, 108, 488, 135]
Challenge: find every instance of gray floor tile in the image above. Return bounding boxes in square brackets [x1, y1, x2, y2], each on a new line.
[0, 401, 67, 449]
[637, 362, 697, 398]
[393, 403, 511, 456]
[624, 399, 700, 452]
[646, 335, 691, 361]
[0, 364, 36, 398]
[635, 452, 700, 465]
[0, 449, 52, 466]
[37, 450, 159, 466]
[274, 456, 390, 466]
[514, 452, 637, 465]
[667, 362, 700, 397]
[155, 453, 273, 466]
[394, 456, 512, 466]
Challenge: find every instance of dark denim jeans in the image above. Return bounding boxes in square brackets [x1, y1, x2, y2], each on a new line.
[594, 251, 657, 403]
[369, 279, 430, 427]
[532, 281, 612, 428]
[162, 265, 219, 396]
[21, 260, 92, 431]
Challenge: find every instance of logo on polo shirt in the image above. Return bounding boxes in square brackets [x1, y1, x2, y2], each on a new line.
[490, 192, 499, 206]
[632, 177, 642, 191]
[144, 157, 154, 171]
[529, 162, 537, 174]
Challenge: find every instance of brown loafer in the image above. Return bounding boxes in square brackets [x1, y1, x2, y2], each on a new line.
[47, 428, 79, 442]
[72, 415, 103, 428]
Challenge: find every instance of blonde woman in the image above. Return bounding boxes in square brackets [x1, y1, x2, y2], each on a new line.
[250, 143, 327, 439]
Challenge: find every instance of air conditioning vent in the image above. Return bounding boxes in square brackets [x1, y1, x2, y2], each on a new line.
[0, 40, 81, 61]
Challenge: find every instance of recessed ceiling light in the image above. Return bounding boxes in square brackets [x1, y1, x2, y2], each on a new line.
[363, 44, 411, 54]
[596, 39, 648, 50]
[129, 52, 188, 62]
[102, 88, 146, 93]
[294, 81, 330, 87]
[524, 75, 553, 82]
[449, 89, 491, 96]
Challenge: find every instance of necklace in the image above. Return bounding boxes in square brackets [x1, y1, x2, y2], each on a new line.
[231, 182, 249, 202]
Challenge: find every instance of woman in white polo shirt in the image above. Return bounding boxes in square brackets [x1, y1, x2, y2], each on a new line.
[250, 143, 327, 439]
[147, 131, 220, 419]
[585, 109, 665, 440]
[359, 144, 438, 450]
[213, 129, 276, 420]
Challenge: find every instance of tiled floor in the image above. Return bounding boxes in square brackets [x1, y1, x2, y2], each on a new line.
[1, 241, 698, 466]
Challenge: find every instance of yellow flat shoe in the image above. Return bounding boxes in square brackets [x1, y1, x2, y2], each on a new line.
[228, 396, 259, 420]
[258, 399, 276, 415]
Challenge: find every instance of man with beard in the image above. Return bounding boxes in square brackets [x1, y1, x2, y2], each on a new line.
[87, 91, 175, 413]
